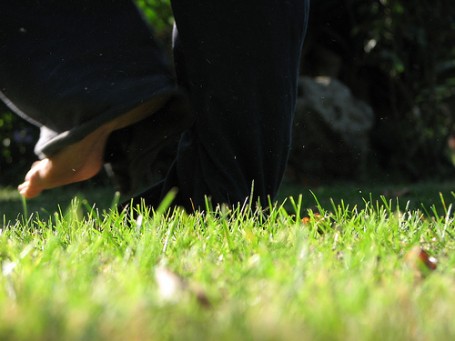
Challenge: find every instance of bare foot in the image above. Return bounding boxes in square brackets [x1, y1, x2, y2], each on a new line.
[18, 124, 113, 198]
[18, 95, 170, 198]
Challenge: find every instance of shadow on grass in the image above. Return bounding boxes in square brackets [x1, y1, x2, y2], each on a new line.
[278, 180, 455, 216]
[2, 179, 455, 224]
[1, 183, 116, 224]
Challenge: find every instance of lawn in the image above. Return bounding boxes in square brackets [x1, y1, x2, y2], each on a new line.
[0, 181, 455, 340]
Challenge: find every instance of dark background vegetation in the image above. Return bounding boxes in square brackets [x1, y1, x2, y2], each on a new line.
[1, 0, 455, 187]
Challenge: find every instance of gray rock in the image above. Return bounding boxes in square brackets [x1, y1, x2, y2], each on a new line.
[289, 76, 374, 179]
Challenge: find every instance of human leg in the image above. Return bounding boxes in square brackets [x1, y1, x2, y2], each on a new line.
[0, 1, 190, 197]
[132, 0, 310, 210]
[18, 95, 170, 198]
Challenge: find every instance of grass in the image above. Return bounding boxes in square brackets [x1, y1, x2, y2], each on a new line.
[0, 181, 455, 340]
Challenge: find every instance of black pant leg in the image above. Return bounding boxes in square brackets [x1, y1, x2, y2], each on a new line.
[0, 0, 178, 158]
[139, 0, 310, 210]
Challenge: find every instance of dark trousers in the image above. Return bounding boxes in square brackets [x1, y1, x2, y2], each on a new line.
[0, 0, 310, 210]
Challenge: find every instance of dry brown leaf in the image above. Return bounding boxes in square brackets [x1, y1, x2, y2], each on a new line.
[405, 246, 438, 278]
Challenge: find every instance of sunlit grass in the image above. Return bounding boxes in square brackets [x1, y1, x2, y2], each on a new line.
[0, 185, 115, 223]
[0, 184, 455, 340]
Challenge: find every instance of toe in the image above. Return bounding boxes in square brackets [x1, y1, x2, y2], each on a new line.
[18, 181, 42, 199]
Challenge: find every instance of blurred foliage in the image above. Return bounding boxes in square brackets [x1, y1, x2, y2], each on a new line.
[1, 0, 455, 186]
[0, 109, 38, 185]
[302, 0, 455, 180]
[356, 0, 455, 179]
[135, 0, 173, 33]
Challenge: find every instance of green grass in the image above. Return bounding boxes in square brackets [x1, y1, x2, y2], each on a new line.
[1, 182, 455, 340]
[0, 184, 115, 223]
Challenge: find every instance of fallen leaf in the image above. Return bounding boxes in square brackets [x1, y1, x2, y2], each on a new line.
[405, 246, 438, 278]
[154, 265, 211, 308]
[301, 213, 322, 225]
[418, 248, 438, 270]
[155, 266, 186, 302]
[2, 261, 16, 276]
[301, 216, 311, 224]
